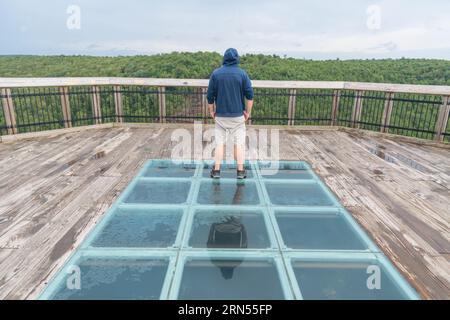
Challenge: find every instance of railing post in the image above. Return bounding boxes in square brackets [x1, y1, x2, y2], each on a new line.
[60, 87, 72, 128]
[288, 89, 297, 126]
[158, 86, 166, 123]
[351, 90, 364, 128]
[1, 88, 17, 134]
[201, 87, 207, 123]
[331, 89, 340, 126]
[91, 86, 102, 124]
[113, 85, 123, 123]
[434, 96, 450, 142]
[381, 92, 394, 133]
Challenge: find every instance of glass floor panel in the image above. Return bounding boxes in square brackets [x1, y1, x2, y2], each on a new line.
[265, 182, 335, 206]
[142, 161, 197, 178]
[90, 207, 183, 248]
[188, 209, 271, 249]
[197, 180, 260, 205]
[261, 169, 314, 179]
[124, 180, 191, 204]
[40, 160, 419, 300]
[275, 211, 368, 250]
[292, 260, 409, 300]
[259, 162, 314, 180]
[51, 257, 169, 300]
[177, 258, 285, 300]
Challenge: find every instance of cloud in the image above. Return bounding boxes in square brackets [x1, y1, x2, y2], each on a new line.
[1, 0, 449, 59]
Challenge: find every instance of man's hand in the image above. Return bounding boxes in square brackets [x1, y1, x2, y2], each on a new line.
[243, 110, 251, 122]
[208, 103, 215, 119]
[244, 99, 253, 122]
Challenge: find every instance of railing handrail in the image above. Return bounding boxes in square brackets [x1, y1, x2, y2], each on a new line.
[1, 77, 450, 95]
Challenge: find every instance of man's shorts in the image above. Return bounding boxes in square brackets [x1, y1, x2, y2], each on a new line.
[214, 115, 246, 145]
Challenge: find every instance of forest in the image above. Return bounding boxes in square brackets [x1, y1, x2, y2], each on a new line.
[0, 53, 449, 85]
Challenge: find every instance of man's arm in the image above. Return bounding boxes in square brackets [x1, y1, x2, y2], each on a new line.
[207, 73, 217, 118]
[243, 73, 254, 121]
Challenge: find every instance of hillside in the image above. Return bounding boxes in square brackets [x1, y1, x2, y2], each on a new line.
[0, 53, 449, 85]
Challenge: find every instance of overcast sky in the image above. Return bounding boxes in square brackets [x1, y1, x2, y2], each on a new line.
[1, 0, 449, 59]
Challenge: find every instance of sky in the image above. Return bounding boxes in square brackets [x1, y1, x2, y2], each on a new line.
[0, 0, 449, 60]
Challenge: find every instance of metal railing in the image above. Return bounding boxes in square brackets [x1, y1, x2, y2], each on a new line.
[0, 78, 449, 142]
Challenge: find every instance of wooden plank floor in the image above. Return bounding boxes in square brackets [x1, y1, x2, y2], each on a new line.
[0, 125, 448, 299]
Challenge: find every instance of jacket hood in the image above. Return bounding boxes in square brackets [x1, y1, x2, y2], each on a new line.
[223, 48, 240, 66]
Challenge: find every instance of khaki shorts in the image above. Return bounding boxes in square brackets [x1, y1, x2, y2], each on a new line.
[214, 115, 246, 145]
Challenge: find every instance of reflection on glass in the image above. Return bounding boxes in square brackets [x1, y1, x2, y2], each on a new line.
[293, 261, 408, 300]
[198, 181, 259, 205]
[189, 210, 270, 249]
[92, 208, 182, 248]
[178, 259, 285, 299]
[124, 181, 191, 204]
[265, 182, 334, 206]
[52, 258, 168, 300]
[207, 184, 247, 278]
[143, 162, 196, 177]
[202, 163, 253, 178]
[275, 212, 368, 250]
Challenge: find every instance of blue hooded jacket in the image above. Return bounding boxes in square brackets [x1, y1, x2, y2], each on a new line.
[207, 48, 254, 117]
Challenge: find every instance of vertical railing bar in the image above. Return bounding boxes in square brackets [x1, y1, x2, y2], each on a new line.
[351, 91, 358, 128]
[411, 94, 421, 138]
[113, 85, 123, 123]
[288, 89, 297, 126]
[421, 96, 432, 139]
[409, 94, 417, 137]
[356, 91, 364, 129]
[97, 86, 103, 124]
[42, 88, 51, 130]
[158, 86, 166, 123]
[1, 88, 17, 134]
[331, 89, 340, 126]
[201, 87, 207, 124]
[91, 85, 102, 125]
[435, 95, 450, 141]
[351, 90, 363, 128]
[60, 87, 72, 128]
[376, 92, 384, 131]
[37, 88, 46, 131]
[381, 92, 394, 133]
[32, 88, 40, 131]
[351, 90, 358, 128]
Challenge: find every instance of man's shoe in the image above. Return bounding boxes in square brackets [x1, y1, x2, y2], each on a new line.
[210, 169, 221, 179]
[237, 170, 247, 179]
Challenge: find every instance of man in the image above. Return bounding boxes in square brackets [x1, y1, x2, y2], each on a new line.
[207, 48, 254, 179]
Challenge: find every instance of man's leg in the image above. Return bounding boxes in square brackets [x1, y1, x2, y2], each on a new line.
[235, 143, 245, 171]
[233, 116, 246, 173]
[214, 143, 224, 170]
[213, 117, 226, 173]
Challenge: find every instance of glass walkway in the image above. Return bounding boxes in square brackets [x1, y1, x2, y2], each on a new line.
[39, 160, 419, 300]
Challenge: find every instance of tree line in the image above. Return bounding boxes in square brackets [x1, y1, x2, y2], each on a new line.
[0, 53, 449, 85]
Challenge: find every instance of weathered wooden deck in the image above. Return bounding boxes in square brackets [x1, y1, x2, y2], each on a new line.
[0, 125, 448, 299]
